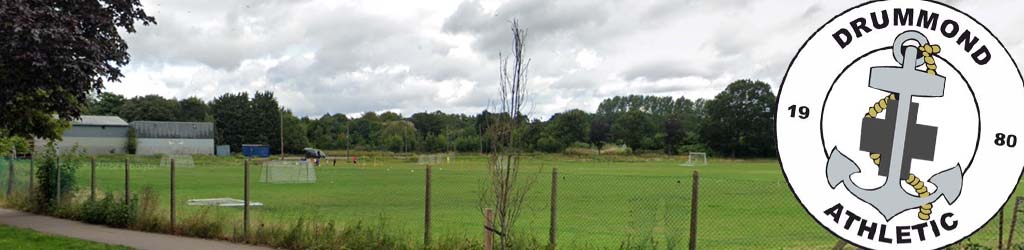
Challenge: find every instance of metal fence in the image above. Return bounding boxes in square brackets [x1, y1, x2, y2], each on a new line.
[5, 154, 1024, 249]
[0, 157, 33, 201]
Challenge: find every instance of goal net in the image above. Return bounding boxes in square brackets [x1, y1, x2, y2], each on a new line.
[259, 160, 316, 183]
[416, 153, 451, 165]
[683, 152, 708, 166]
[160, 155, 195, 168]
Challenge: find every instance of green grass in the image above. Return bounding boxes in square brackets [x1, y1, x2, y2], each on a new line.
[2, 153, 1009, 249]
[0, 224, 130, 250]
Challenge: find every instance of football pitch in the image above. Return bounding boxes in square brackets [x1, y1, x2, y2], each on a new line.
[63, 154, 1014, 249]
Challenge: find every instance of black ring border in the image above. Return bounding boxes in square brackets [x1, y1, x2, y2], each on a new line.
[775, 1, 1024, 249]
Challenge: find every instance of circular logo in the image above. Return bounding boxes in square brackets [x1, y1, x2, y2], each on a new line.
[777, 0, 1024, 249]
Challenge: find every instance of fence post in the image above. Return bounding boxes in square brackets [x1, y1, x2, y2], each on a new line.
[485, 208, 494, 250]
[1009, 197, 1022, 248]
[549, 167, 558, 249]
[170, 158, 176, 232]
[7, 153, 14, 197]
[28, 157, 33, 202]
[1000, 209, 1005, 250]
[124, 158, 130, 204]
[56, 157, 61, 207]
[90, 157, 96, 201]
[831, 240, 847, 250]
[244, 159, 250, 239]
[424, 165, 432, 246]
[689, 170, 699, 250]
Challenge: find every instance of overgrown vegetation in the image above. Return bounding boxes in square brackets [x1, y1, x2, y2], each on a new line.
[126, 127, 137, 154]
[79, 192, 138, 228]
[33, 143, 80, 212]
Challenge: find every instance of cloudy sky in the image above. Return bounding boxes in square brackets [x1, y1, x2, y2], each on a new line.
[108, 0, 1024, 119]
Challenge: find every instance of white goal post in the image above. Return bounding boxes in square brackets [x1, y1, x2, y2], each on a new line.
[160, 155, 195, 168]
[416, 153, 452, 165]
[260, 160, 317, 183]
[684, 152, 708, 166]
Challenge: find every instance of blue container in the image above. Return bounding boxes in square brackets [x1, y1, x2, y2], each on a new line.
[241, 144, 270, 158]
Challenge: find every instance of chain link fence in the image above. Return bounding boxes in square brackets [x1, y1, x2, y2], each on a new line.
[10, 154, 1024, 249]
[0, 157, 33, 201]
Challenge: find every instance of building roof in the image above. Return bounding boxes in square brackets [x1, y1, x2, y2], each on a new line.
[130, 121, 215, 139]
[73, 116, 129, 127]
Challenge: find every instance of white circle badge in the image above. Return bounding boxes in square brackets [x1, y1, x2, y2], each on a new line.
[777, 0, 1024, 249]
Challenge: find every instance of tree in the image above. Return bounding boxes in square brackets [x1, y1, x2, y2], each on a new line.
[0, 1, 155, 139]
[251, 91, 281, 153]
[662, 115, 686, 155]
[589, 116, 611, 153]
[210, 93, 251, 152]
[349, 115, 382, 149]
[86, 93, 127, 116]
[379, 120, 416, 152]
[177, 97, 210, 122]
[306, 113, 349, 150]
[280, 109, 309, 153]
[546, 109, 590, 149]
[481, 20, 535, 250]
[612, 110, 657, 153]
[596, 95, 678, 118]
[702, 79, 776, 158]
[119, 95, 179, 122]
[380, 111, 403, 122]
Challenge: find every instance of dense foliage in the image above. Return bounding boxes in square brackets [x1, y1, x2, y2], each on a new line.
[33, 143, 80, 212]
[83, 80, 776, 157]
[0, 0, 154, 139]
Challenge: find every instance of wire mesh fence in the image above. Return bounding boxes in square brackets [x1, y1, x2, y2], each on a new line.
[0, 157, 33, 201]
[11, 154, 1024, 249]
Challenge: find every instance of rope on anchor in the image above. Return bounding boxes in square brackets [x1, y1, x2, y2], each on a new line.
[864, 44, 941, 220]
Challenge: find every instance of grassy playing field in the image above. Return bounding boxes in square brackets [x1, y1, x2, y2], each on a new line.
[39, 153, 1015, 249]
[0, 224, 130, 250]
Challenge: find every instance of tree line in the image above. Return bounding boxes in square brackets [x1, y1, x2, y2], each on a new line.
[83, 79, 776, 158]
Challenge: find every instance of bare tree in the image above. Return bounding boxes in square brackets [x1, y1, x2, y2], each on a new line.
[481, 19, 537, 249]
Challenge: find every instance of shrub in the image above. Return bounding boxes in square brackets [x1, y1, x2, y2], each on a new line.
[179, 208, 224, 239]
[133, 186, 169, 232]
[33, 143, 80, 212]
[80, 191, 138, 228]
[535, 136, 564, 153]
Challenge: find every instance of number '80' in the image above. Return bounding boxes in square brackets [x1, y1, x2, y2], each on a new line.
[995, 133, 1017, 148]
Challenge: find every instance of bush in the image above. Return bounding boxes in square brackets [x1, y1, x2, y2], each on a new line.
[33, 143, 80, 212]
[535, 136, 564, 153]
[179, 208, 224, 239]
[80, 191, 138, 228]
[134, 186, 169, 232]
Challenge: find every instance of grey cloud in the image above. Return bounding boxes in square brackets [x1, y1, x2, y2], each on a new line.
[621, 61, 715, 82]
[443, 0, 615, 60]
[111, 0, 1022, 119]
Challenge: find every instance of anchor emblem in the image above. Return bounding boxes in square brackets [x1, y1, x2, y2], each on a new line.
[825, 31, 964, 221]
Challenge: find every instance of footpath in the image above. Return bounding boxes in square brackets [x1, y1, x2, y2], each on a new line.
[0, 208, 271, 250]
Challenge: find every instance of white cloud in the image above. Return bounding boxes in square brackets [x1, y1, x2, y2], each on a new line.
[107, 0, 1024, 119]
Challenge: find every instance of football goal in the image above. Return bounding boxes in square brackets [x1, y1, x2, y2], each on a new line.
[160, 155, 195, 168]
[260, 160, 316, 183]
[416, 153, 451, 165]
[683, 152, 708, 166]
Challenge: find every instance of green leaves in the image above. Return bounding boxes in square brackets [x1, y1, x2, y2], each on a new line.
[0, 0, 155, 139]
[702, 80, 776, 158]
